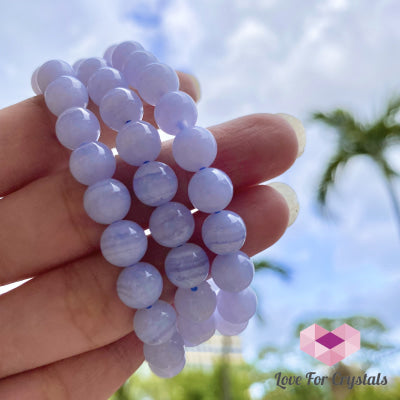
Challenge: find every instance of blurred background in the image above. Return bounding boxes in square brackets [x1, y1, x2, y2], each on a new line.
[1, 0, 399, 398]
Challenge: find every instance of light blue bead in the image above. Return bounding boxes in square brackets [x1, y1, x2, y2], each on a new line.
[84, 178, 131, 224]
[56, 107, 100, 150]
[133, 161, 178, 207]
[211, 251, 254, 292]
[31, 67, 41, 95]
[214, 309, 248, 336]
[149, 202, 195, 247]
[133, 300, 177, 345]
[112, 41, 144, 71]
[144, 336, 185, 370]
[99, 87, 143, 131]
[100, 220, 148, 267]
[154, 91, 197, 135]
[76, 57, 107, 85]
[103, 44, 117, 66]
[188, 168, 233, 213]
[116, 121, 161, 166]
[122, 50, 157, 88]
[136, 63, 179, 106]
[149, 357, 186, 378]
[37, 59, 74, 92]
[69, 141, 116, 185]
[172, 126, 217, 172]
[165, 243, 209, 288]
[44, 76, 88, 116]
[87, 67, 127, 105]
[217, 287, 257, 324]
[202, 210, 246, 254]
[117, 262, 162, 308]
[177, 314, 215, 347]
[73, 58, 85, 72]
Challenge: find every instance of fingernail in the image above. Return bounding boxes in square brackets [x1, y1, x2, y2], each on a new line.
[275, 113, 306, 158]
[267, 182, 299, 227]
[188, 74, 201, 101]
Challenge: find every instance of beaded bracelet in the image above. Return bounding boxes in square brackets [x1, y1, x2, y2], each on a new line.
[31, 40, 257, 378]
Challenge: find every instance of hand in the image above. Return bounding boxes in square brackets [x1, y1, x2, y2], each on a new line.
[0, 72, 298, 399]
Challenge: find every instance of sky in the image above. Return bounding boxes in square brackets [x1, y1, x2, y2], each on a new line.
[0, 0, 399, 375]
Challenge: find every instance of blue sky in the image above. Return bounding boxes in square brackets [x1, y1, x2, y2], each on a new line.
[0, 0, 399, 374]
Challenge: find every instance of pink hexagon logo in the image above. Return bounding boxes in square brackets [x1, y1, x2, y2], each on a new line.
[300, 324, 360, 366]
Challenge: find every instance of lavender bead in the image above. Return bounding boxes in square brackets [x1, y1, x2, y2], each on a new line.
[87, 67, 127, 105]
[134, 300, 177, 345]
[37, 59, 74, 92]
[214, 309, 248, 336]
[117, 263, 162, 309]
[103, 44, 117, 66]
[69, 141, 116, 185]
[122, 50, 157, 88]
[72, 58, 85, 72]
[76, 57, 107, 85]
[56, 107, 100, 150]
[177, 314, 215, 347]
[100, 220, 148, 267]
[165, 243, 209, 288]
[172, 126, 217, 172]
[188, 168, 233, 213]
[149, 202, 194, 247]
[149, 357, 186, 378]
[99, 87, 143, 131]
[202, 210, 246, 254]
[84, 178, 131, 224]
[217, 287, 257, 324]
[137, 63, 179, 106]
[116, 121, 161, 166]
[211, 251, 254, 292]
[133, 161, 178, 207]
[44, 76, 88, 116]
[112, 40, 144, 70]
[144, 336, 185, 370]
[174, 281, 216, 323]
[31, 67, 41, 95]
[154, 91, 197, 135]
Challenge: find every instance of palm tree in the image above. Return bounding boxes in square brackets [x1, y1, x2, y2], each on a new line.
[313, 96, 400, 234]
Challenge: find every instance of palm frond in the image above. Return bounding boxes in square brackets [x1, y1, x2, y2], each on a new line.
[253, 260, 291, 281]
[312, 109, 360, 132]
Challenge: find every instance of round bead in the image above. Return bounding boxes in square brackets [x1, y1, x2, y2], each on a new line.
[154, 91, 197, 135]
[103, 44, 117, 66]
[87, 67, 127, 105]
[112, 40, 144, 70]
[37, 59, 74, 92]
[56, 107, 100, 150]
[99, 87, 143, 131]
[177, 314, 215, 347]
[133, 161, 178, 207]
[133, 300, 177, 345]
[72, 58, 85, 72]
[44, 76, 88, 116]
[172, 126, 217, 172]
[31, 67, 41, 95]
[214, 309, 248, 336]
[217, 287, 257, 324]
[144, 336, 185, 370]
[122, 50, 157, 88]
[174, 281, 217, 323]
[84, 178, 131, 224]
[69, 141, 116, 185]
[149, 202, 194, 247]
[136, 63, 179, 106]
[188, 168, 233, 213]
[211, 251, 254, 292]
[202, 210, 246, 254]
[100, 220, 148, 267]
[149, 356, 186, 378]
[165, 243, 209, 288]
[116, 121, 161, 166]
[116, 262, 162, 309]
[76, 57, 107, 85]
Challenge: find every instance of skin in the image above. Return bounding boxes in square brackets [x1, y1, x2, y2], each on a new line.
[0, 71, 298, 399]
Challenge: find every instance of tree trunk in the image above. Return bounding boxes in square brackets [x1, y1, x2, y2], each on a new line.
[383, 176, 400, 238]
[221, 335, 232, 400]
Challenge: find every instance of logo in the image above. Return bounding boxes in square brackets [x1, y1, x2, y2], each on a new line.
[300, 323, 360, 366]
